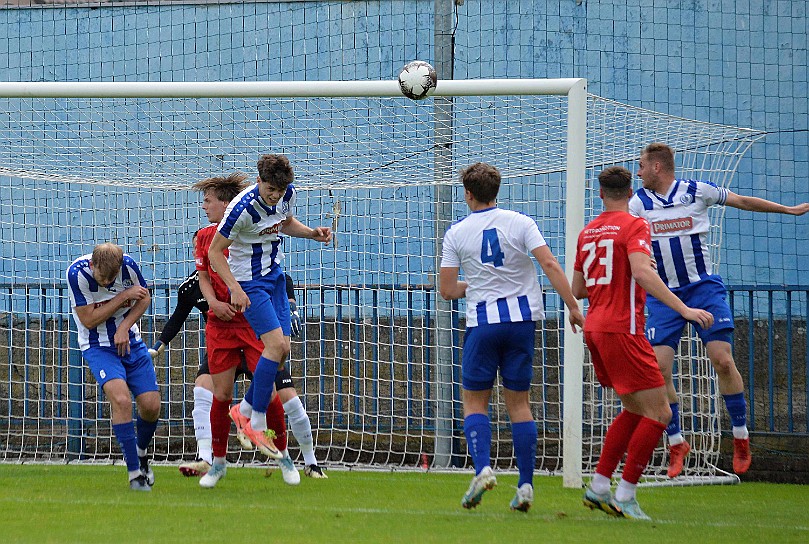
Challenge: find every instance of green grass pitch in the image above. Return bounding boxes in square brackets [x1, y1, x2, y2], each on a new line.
[1, 464, 807, 543]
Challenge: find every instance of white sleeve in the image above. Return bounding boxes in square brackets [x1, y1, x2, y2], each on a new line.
[440, 229, 460, 268]
[523, 215, 547, 252]
[628, 194, 642, 217]
[698, 181, 728, 206]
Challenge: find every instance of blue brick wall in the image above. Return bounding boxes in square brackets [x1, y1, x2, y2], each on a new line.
[0, 0, 806, 287]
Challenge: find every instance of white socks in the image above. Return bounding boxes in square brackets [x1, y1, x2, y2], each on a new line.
[732, 426, 749, 440]
[615, 479, 637, 502]
[667, 432, 685, 446]
[192, 386, 214, 463]
[284, 396, 317, 466]
[589, 473, 611, 495]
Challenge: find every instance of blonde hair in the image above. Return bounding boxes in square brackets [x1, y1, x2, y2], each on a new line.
[91, 243, 123, 282]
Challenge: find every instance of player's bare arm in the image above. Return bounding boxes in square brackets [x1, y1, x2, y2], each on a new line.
[725, 192, 809, 215]
[198, 269, 235, 321]
[74, 285, 149, 330]
[438, 266, 468, 300]
[532, 245, 585, 332]
[112, 294, 151, 356]
[571, 270, 588, 300]
[628, 252, 714, 329]
[207, 232, 250, 312]
[281, 215, 333, 244]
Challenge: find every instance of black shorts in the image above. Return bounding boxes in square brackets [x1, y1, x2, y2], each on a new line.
[196, 353, 295, 390]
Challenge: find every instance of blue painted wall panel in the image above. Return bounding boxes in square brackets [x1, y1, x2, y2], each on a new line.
[0, 0, 805, 289]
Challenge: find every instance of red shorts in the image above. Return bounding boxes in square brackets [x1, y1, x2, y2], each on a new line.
[206, 322, 264, 375]
[584, 331, 665, 395]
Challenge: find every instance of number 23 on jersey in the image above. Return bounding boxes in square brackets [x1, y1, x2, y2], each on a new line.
[581, 239, 614, 286]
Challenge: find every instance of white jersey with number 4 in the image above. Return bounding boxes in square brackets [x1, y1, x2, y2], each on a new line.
[629, 179, 728, 290]
[441, 207, 547, 327]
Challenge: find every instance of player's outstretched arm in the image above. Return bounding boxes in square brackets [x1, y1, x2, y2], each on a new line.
[532, 245, 584, 332]
[725, 192, 809, 216]
[628, 252, 714, 329]
[281, 216, 333, 244]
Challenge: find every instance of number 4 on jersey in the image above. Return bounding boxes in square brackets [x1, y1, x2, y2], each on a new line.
[481, 228, 505, 267]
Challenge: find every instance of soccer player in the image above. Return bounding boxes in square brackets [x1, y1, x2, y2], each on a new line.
[629, 142, 809, 477]
[151, 262, 327, 482]
[574, 166, 713, 520]
[201, 158, 332, 487]
[438, 162, 585, 512]
[66, 243, 160, 491]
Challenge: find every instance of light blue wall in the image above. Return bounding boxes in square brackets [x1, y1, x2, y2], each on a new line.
[0, 0, 806, 288]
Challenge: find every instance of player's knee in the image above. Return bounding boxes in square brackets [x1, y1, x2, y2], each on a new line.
[213, 390, 233, 403]
[108, 393, 132, 414]
[711, 354, 736, 376]
[657, 403, 673, 426]
[137, 397, 161, 421]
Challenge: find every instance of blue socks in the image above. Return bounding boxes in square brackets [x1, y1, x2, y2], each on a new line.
[666, 402, 681, 436]
[463, 413, 491, 475]
[511, 420, 537, 487]
[112, 422, 139, 472]
[723, 392, 747, 428]
[136, 415, 158, 452]
[251, 356, 280, 413]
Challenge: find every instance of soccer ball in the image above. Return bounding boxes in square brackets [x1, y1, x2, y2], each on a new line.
[397, 61, 438, 100]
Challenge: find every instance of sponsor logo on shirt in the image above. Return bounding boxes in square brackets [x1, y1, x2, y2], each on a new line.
[259, 224, 281, 236]
[651, 217, 693, 234]
[94, 299, 133, 309]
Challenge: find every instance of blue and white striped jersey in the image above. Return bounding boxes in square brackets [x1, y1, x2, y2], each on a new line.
[629, 179, 728, 290]
[217, 183, 295, 282]
[66, 253, 148, 351]
[441, 207, 547, 327]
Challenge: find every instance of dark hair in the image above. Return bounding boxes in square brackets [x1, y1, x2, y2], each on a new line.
[192, 172, 248, 203]
[459, 162, 501, 203]
[641, 142, 675, 172]
[598, 166, 633, 199]
[257, 154, 294, 189]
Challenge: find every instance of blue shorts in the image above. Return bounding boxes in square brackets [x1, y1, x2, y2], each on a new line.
[645, 275, 734, 349]
[82, 342, 159, 397]
[240, 266, 291, 338]
[462, 321, 536, 391]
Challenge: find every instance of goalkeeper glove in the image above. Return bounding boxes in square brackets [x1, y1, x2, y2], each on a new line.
[290, 301, 302, 338]
[148, 341, 165, 360]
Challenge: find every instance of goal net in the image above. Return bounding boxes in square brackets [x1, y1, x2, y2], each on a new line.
[0, 80, 763, 486]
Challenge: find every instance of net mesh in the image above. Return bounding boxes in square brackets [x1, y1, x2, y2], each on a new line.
[0, 90, 764, 483]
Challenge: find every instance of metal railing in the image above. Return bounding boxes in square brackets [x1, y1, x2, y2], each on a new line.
[2, 283, 808, 442]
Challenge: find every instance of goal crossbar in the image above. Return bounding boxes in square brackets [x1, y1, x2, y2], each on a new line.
[0, 78, 587, 99]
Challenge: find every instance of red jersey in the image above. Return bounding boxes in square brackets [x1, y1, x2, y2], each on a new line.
[195, 223, 249, 328]
[574, 211, 651, 335]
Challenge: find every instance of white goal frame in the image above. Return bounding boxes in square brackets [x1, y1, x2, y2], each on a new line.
[0, 79, 761, 488]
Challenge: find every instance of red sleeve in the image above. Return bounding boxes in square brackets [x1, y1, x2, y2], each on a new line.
[625, 217, 652, 256]
[195, 225, 215, 272]
[573, 231, 585, 272]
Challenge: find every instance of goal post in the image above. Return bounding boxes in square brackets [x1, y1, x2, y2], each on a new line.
[0, 80, 762, 488]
